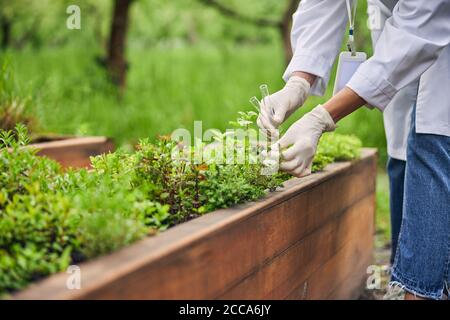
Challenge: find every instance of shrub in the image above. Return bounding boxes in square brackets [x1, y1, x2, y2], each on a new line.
[0, 117, 361, 296]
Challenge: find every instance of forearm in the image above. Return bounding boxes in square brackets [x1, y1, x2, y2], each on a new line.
[291, 71, 316, 87]
[322, 87, 366, 123]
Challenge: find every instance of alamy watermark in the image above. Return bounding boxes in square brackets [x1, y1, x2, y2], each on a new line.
[366, 264, 390, 290]
[66, 5, 81, 30]
[367, 4, 383, 31]
[66, 265, 81, 290]
[170, 121, 280, 175]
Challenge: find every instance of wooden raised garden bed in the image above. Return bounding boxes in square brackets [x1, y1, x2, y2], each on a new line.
[30, 136, 115, 168]
[14, 148, 377, 300]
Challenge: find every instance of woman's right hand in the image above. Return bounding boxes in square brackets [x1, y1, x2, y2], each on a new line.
[257, 74, 313, 133]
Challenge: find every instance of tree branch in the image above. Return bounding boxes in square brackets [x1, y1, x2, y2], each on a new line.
[198, 0, 282, 28]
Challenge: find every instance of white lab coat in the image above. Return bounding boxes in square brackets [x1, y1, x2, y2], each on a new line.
[369, 0, 417, 161]
[284, 0, 450, 138]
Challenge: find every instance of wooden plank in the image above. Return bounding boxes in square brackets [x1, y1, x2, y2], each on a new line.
[285, 245, 371, 300]
[326, 256, 372, 300]
[326, 213, 374, 299]
[326, 216, 375, 299]
[307, 236, 373, 300]
[30, 137, 115, 168]
[14, 149, 377, 300]
[219, 193, 374, 299]
[285, 205, 374, 300]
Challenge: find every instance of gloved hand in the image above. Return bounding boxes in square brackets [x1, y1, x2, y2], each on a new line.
[257, 76, 310, 133]
[266, 105, 336, 177]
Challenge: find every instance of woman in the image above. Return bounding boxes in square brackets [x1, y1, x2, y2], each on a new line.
[258, 0, 450, 300]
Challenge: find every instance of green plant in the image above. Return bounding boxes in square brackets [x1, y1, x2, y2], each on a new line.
[312, 133, 362, 171]
[317, 133, 362, 161]
[0, 115, 361, 296]
[0, 125, 77, 293]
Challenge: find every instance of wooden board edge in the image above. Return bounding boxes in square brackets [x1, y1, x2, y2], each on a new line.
[29, 136, 113, 150]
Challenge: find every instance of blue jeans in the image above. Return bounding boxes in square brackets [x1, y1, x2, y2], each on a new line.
[386, 157, 406, 265]
[391, 105, 450, 300]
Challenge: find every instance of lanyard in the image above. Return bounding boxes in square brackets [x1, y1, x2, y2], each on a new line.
[346, 0, 358, 55]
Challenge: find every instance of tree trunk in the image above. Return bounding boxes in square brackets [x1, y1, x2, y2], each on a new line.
[1, 18, 11, 49]
[106, 0, 133, 91]
[279, 0, 300, 66]
[279, 23, 292, 66]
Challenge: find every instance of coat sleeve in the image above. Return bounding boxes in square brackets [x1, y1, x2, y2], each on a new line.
[283, 0, 351, 96]
[347, 0, 450, 110]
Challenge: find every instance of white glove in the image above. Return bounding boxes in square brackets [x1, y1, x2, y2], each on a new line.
[257, 76, 310, 132]
[267, 105, 336, 177]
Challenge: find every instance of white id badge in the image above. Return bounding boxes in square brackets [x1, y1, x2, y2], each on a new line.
[333, 51, 367, 95]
